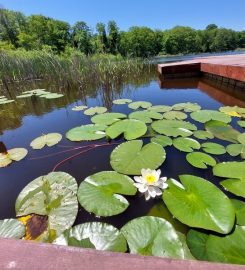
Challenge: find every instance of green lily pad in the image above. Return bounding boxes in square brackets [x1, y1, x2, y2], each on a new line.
[15, 172, 78, 242]
[129, 111, 163, 123]
[172, 102, 201, 112]
[152, 120, 197, 137]
[78, 171, 136, 217]
[106, 119, 147, 140]
[148, 105, 172, 113]
[110, 140, 166, 175]
[226, 144, 245, 159]
[30, 133, 62, 149]
[173, 138, 200, 152]
[53, 222, 127, 252]
[0, 219, 25, 239]
[186, 152, 216, 169]
[0, 99, 15, 105]
[121, 216, 189, 259]
[213, 161, 245, 180]
[72, 105, 88, 111]
[202, 142, 226, 155]
[163, 175, 235, 234]
[221, 179, 245, 198]
[41, 93, 64, 99]
[22, 89, 46, 94]
[205, 120, 240, 143]
[231, 199, 245, 225]
[238, 133, 245, 144]
[113, 99, 132, 105]
[162, 111, 187, 120]
[66, 124, 107, 141]
[219, 106, 245, 117]
[91, 112, 127, 125]
[16, 93, 35, 98]
[193, 130, 214, 140]
[84, 106, 107, 115]
[237, 120, 245, 128]
[0, 148, 28, 168]
[150, 135, 172, 147]
[190, 110, 231, 123]
[128, 101, 152, 109]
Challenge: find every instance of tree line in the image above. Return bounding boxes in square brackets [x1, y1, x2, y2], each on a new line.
[0, 9, 244, 57]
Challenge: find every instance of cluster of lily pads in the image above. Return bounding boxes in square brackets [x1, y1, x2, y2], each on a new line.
[0, 99, 245, 265]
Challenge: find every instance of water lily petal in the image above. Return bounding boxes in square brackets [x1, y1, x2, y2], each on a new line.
[154, 187, 163, 196]
[144, 190, 151, 201]
[134, 183, 148, 193]
[148, 186, 157, 198]
[134, 176, 145, 184]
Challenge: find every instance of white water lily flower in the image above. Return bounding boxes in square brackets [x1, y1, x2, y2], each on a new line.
[133, 169, 168, 201]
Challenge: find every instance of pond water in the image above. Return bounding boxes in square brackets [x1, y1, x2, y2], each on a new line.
[0, 65, 244, 230]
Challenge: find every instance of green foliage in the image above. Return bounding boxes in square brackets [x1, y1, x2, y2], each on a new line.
[186, 152, 216, 169]
[0, 219, 25, 239]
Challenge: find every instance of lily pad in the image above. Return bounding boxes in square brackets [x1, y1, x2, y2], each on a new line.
[172, 102, 201, 112]
[173, 138, 200, 152]
[0, 219, 25, 239]
[201, 142, 226, 155]
[231, 199, 245, 225]
[238, 133, 245, 144]
[226, 144, 245, 159]
[41, 93, 64, 99]
[121, 216, 189, 259]
[221, 179, 245, 198]
[237, 120, 245, 128]
[219, 106, 245, 117]
[78, 171, 136, 216]
[162, 111, 187, 120]
[110, 140, 166, 175]
[152, 120, 197, 137]
[148, 105, 172, 113]
[186, 152, 216, 169]
[30, 133, 62, 149]
[113, 99, 132, 105]
[150, 135, 172, 147]
[72, 105, 88, 111]
[193, 130, 214, 140]
[0, 99, 15, 105]
[66, 124, 107, 141]
[190, 110, 231, 123]
[128, 101, 152, 109]
[16, 93, 35, 98]
[129, 111, 163, 123]
[15, 172, 78, 242]
[163, 175, 235, 234]
[0, 148, 28, 168]
[106, 119, 147, 140]
[91, 112, 127, 125]
[213, 161, 245, 180]
[84, 106, 107, 115]
[53, 222, 127, 252]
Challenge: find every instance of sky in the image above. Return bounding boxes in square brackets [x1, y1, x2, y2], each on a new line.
[0, 0, 245, 31]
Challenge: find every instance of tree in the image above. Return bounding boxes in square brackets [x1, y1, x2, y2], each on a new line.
[107, 20, 120, 54]
[96, 22, 108, 53]
[206, 24, 218, 31]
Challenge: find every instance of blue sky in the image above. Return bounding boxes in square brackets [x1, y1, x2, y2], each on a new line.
[1, 0, 245, 31]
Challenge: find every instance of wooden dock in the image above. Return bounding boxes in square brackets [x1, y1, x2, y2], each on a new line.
[158, 54, 245, 84]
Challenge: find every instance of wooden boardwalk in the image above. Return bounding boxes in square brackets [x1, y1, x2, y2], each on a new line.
[158, 54, 245, 82]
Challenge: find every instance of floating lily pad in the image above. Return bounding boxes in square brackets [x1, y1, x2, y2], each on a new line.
[106, 119, 147, 140]
[41, 93, 64, 99]
[78, 171, 136, 217]
[152, 120, 197, 137]
[238, 133, 245, 144]
[226, 144, 245, 159]
[231, 199, 245, 225]
[221, 179, 245, 198]
[16, 93, 34, 98]
[110, 140, 166, 175]
[173, 138, 200, 152]
[148, 105, 172, 113]
[15, 172, 78, 242]
[150, 135, 172, 147]
[53, 222, 127, 252]
[163, 175, 235, 234]
[190, 110, 231, 123]
[0, 148, 28, 168]
[128, 101, 152, 110]
[113, 99, 132, 105]
[0, 99, 15, 105]
[237, 120, 245, 128]
[91, 113, 127, 125]
[162, 111, 187, 120]
[213, 161, 245, 180]
[129, 111, 163, 123]
[172, 102, 201, 112]
[84, 106, 107, 115]
[121, 216, 190, 259]
[0, 219, 25, 239]
[66, 124, 106, 141]
[202, 142, 226, 155]
[193, 130, 214, 140]
[30, 133, 62, 149]
[186, 152, 216, 169]
[72, 105, 88, 111]
[219, 106, 245, 117]
[22, 89, 46, 94]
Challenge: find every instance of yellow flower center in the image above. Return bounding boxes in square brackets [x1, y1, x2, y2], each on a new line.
[146, 174, 157, 184]
[226, 111, 241, 117]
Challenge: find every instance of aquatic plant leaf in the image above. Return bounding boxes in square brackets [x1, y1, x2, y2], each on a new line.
[16, 93, 34, 98]
[150, 135, 172, 147]
[128, 101, 152, 109]
[162, 111, 187, 120]
[66, 124, 107, 141]
[201, 142, 226, 155]
[15, 172, 78, 242]
[42, 93, 64, 99]
[237, 120, 245, 128]
[190, 110, 231, 123]
[177, 232, 195, 260]
[186, 152, 216, 169]
[148, 105, 172, 113]
[30, 133, 62, 149]
[110, 140, 166, 175]
[53, 222, 127, 252]
[173, 138, 200, 152]
[152, 119, 197, 137]
[163, 175, 235, 234]
[213, 161, 245, 180]
[219, 106, 245, 117]
[172, 102, 201, 112]
[121, 216, 190, 259]
[113, 99, 132, 105]
[0, 219, 25, 239]
[106, 119, 147, 140]
[84, 106, 107, 115]
[78, 171, 136, 217]
[238, 133, 245, 144]
[72, 105, 88, 111]
[129, 110, 163, 123]
[221, 179, 245, 198]
[205, 120, 240, 143]
[193, 130, 214, 140]
[231, 199, 245, 225]
[22, 89, 46, 94]
[0, 148, 28, 167]
[91, 112, 126, 125]
[0, 99, 15, 105]
[226, 144, 245, 159]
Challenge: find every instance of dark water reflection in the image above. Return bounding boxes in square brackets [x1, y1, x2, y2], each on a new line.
[0, 65, 244, 229]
